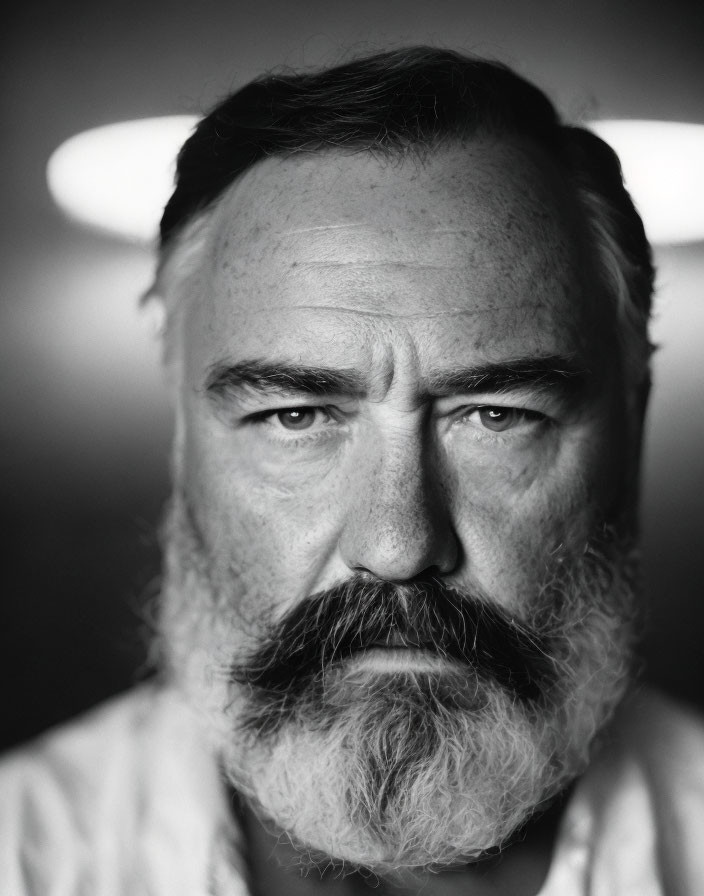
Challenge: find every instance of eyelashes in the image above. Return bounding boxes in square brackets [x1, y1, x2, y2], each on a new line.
[245, 403, 547, 443]
[468, 406, 546, 433]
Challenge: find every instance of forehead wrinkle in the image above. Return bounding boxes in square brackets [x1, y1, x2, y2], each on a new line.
[284, 223, 368, 235]
[297, 261, 452, 271]
[248, 223, 492, 269]
[297, 240, 477, 268]
[193, 144, 599, 373]
[201, 302, 552, 321]
[283, 224, 468, 236]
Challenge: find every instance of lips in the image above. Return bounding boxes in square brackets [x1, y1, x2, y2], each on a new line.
[369, 633, 425, 650]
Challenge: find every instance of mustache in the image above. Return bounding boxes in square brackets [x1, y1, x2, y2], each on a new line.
[230, 576, 554, 711]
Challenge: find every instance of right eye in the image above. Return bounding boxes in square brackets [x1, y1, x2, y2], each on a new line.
[273, 408, 320, 430]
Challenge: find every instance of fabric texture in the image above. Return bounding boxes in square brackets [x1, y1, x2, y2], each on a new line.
[1, 684, 703, 895]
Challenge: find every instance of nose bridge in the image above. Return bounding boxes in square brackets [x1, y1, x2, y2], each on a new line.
[339, 423, 458, 581]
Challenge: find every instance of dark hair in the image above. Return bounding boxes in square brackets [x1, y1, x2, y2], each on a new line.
[158, 46, 654, 381]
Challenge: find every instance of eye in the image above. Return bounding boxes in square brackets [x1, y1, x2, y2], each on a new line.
[274, 408, 320, 430]
[244, 404, 343, 442]
[475, 406, 543, 432]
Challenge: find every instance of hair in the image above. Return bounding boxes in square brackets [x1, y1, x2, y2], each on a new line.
[152, 45, 655, 385]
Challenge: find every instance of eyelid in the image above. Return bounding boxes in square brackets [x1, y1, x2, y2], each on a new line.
[246, 402, 336, 421]
[472, 403, 546, 418]
[451, 404, 549, 437]
[236, 385, 355, 408]
[438, 392, 545, 411]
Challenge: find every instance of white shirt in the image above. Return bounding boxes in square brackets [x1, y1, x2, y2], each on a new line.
[2, 685, 703, 895]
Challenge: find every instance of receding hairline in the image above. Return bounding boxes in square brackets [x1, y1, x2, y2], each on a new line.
[152, 131, 593, 295]
[147, 45, 654, 389]
[158, 46, 565, 247]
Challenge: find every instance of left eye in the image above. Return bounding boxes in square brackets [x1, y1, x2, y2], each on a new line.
[474, 406, 541, 432]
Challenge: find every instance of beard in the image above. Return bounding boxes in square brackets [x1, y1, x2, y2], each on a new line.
[157, 490, 640, 875]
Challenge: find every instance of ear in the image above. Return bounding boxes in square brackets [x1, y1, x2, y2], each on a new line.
[141, 292, 167, 341]
[140, 291, 184, 399]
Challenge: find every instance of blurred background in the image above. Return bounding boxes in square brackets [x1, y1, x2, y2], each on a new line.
[2, 0, 703, 751]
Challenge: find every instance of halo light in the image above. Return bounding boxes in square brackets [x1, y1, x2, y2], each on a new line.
[47, 116, 704, 246]
[588, 119, 704, 246]
[47, 116, 198, 244]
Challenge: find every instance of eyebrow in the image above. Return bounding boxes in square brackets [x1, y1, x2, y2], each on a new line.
[426, 357, 590, 398]
[206, 360, 365, 398]
[205, 355, 590, 404]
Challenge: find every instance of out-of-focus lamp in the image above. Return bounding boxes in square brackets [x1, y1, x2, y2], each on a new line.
[47, 116, 704, 246]
[47, 116, 197, 244]
[589, 120, 704, 246]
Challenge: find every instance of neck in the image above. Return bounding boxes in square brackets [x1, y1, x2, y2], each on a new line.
[235, 791, 568, 896]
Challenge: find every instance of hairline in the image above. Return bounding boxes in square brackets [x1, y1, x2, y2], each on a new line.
[145, 133, 651, 389]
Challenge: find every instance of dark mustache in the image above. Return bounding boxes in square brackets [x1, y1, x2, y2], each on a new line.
[231, 576, 553, 705]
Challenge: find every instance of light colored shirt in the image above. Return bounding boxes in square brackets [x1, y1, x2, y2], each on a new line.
[1, 685, 703, 895]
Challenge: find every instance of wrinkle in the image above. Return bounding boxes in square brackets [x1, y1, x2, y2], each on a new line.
[217, 304, 537, 320]
[296, 261, 453, 270]
[286, 224, 368, 234]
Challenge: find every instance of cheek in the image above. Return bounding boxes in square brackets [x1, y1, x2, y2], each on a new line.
[180, 416, 344, 616]
[445, 438, 611, 605]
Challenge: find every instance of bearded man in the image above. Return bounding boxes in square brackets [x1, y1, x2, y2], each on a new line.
[2, 46, 704, 896]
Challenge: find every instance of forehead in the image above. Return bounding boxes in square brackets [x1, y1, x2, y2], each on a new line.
[184, 139, 604, 373]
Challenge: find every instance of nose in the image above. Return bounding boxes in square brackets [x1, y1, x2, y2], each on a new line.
[338, 429, 460, 582]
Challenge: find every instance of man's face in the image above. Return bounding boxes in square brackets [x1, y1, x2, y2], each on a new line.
[159, 139, 640, 871]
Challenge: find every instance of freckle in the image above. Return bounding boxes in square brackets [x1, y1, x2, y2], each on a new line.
[291, 261, 298, 268]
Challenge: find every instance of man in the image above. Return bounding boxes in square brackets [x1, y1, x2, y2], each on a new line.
[2, 46, 704, 895]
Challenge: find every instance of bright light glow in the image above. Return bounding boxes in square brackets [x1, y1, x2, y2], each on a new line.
[47, 117, 704, 246]
[47, 116, 198, 243]
[588, 120, 704, 245]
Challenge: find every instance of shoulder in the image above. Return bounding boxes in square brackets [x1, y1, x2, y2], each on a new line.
[541, 687, 704, 895]
[0, 684, 173, 808]
[0, 685, 233, 895]
[597, 685, 704, 815]
[612, 687, 704, 871]
[0, 685, 159, 814]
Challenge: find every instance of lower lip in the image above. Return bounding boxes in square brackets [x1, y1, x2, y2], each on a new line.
[347, 647, 449, 671]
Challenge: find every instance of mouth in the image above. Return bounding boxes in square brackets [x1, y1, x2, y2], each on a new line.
[347, 644, 451, 672]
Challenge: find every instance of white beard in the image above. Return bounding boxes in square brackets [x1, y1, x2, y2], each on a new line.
[157, 491, 638, 874]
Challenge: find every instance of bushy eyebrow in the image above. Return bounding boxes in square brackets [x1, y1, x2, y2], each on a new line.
[205, 360, 365, 398]
[426, 357, 590, 398]
[205, 356, 590, 403]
